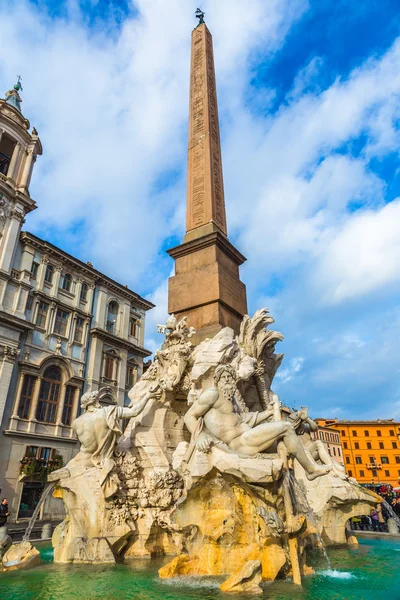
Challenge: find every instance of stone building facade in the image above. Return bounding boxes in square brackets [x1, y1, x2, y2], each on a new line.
[311, 423, 344, 466]
[316, 418, 400, 486]
[0, 82, 153, 524]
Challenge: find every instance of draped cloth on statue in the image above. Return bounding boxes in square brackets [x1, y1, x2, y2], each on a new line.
[91, 405, 123, 500]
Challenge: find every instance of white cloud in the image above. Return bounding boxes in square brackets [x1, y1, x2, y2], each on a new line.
[2, 1, 400, 418]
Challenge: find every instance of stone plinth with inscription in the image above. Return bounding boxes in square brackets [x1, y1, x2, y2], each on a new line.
[168, 23, 247, 341]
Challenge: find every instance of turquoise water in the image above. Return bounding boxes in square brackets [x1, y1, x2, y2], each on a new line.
[0, 538, 399, 600]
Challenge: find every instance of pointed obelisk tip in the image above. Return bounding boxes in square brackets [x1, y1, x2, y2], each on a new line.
[195, 8, 205, 26]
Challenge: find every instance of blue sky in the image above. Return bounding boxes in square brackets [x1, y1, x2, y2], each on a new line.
[1, 0, 400, 419]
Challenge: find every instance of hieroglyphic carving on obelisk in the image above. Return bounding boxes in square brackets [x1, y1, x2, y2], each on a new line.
[186, 23, 227, 238]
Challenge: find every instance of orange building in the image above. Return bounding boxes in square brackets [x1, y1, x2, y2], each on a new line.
[316, 418, 400, 486]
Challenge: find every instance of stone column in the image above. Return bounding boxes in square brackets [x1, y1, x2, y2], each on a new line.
[27, 376, 41, 432]
[0, 208, 25, 273]
[35, 255, 48, 291]
[0, 346, 20, 427]
[7, 143, 21, 182]
[55, 384, 67, 436]
[51, 265, 62, 298]
[19, 149, 35, 191]
[69, 387, 80, 438]
[74, 279, 83, 308]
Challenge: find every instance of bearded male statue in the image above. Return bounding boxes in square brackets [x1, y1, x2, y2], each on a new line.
[50, 388, 159, 499]
[184, 365, 331, 481]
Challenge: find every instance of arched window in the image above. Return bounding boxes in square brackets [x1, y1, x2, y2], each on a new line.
[36, 366, 62, 423]
[62, 273, 72, 292]
[106, 301, 119, 334]
[44, 264, 54, 284]
[80, 282, 88, 301]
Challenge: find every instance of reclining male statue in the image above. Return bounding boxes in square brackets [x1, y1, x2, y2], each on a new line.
[184, 365, 331, 481]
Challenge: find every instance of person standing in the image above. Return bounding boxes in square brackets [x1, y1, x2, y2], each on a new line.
[0, 498, 9, 539]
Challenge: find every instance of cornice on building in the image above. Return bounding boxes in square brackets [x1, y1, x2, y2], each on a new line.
[89, 326, 152, 357]
[20, 231, 155, 311]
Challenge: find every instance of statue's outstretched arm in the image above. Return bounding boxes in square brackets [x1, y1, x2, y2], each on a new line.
[121, 388, 161, 419]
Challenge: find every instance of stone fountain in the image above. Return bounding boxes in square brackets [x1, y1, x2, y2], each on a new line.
[38, 310, 378, 593]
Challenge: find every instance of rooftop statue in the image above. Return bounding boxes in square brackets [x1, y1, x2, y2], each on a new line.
[184, 364, 332, 480]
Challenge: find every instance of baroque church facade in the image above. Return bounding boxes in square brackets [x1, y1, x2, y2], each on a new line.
[0, 82, 153, 523]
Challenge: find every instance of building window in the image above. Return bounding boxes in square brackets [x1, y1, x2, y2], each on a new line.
[104, 355, 115, 380]
[62, 273, 72, 292]
[348, 470, 353, 477]
[385, 470, 390, 477]
[390, 430, 395, 436]
[17, 375, 37, 419]
[106, 301, 119, 334]
[30, 260, 39, 279]
[36, 366, 61, 423]
[337, 448, 341, 456]
[379, 442, 384, 449]
[343, 441, 348, 449]
[355, 456, 362, 464]
[62, 386, 76, 426]
[369, 456, 375, 463]
[129, 316, 139, 338]
[395, 456, 400, 464]
[352, 430, 357, 436]
[44, 264, 54, 283]
[341, 430, 345, 436]
[25, 295, 33, 312]
[354, 442, 359, 449]
[126, 365, 138, 389]
[333, 447, 336, 456]
[377, 430, 382, 437]
[80, 283, 88, 302]
[360, 470, 365, 477]
[372, 469, 378, 477]
[364, 430, 369, 437]
[381, 456, 389, 464]
[367, 442, 372, 449]
[18, 482, 44, 519]
[36, 301, 49, 328]
[393, 442, 398, 449]
[54, 309, 69, 337]
[346, 456, 350, 464]
[0, 134, 15, 176]
[74, 317, 85, 343]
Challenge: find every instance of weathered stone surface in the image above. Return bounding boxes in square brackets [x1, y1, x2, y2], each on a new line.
[220, 559, 262, 594]
[159, 554, 207, 578]
[2, 541, 40, 571]
[294, 463, 378, 545]
[0, 534, 12, 561]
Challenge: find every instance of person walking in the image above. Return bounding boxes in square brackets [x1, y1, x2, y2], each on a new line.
[376, 503, 386, 532]
[0, 498, 9, 539]
[371, 506, 380, 532]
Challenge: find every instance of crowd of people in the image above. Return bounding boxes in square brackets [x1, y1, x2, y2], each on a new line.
[350, 484, 400, 532]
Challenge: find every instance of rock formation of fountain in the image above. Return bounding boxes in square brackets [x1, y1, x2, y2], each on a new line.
[44, 310, 377, 592]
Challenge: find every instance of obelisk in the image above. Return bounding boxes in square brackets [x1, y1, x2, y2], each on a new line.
[168, 11, 247, 342]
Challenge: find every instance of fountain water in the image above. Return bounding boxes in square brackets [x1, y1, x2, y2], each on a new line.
[381, 498, 400, 529]
[287, 473, 331, 569]
[22, 483, 55, 542]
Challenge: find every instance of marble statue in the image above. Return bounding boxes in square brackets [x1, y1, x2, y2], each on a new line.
[46, 310, 379, 591]
[289, 407, 348, 479]
[53, 388, 160, 499]
[184, 364, 332, 480]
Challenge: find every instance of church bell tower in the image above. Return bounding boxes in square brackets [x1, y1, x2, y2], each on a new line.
[0, 79, 42, 274]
